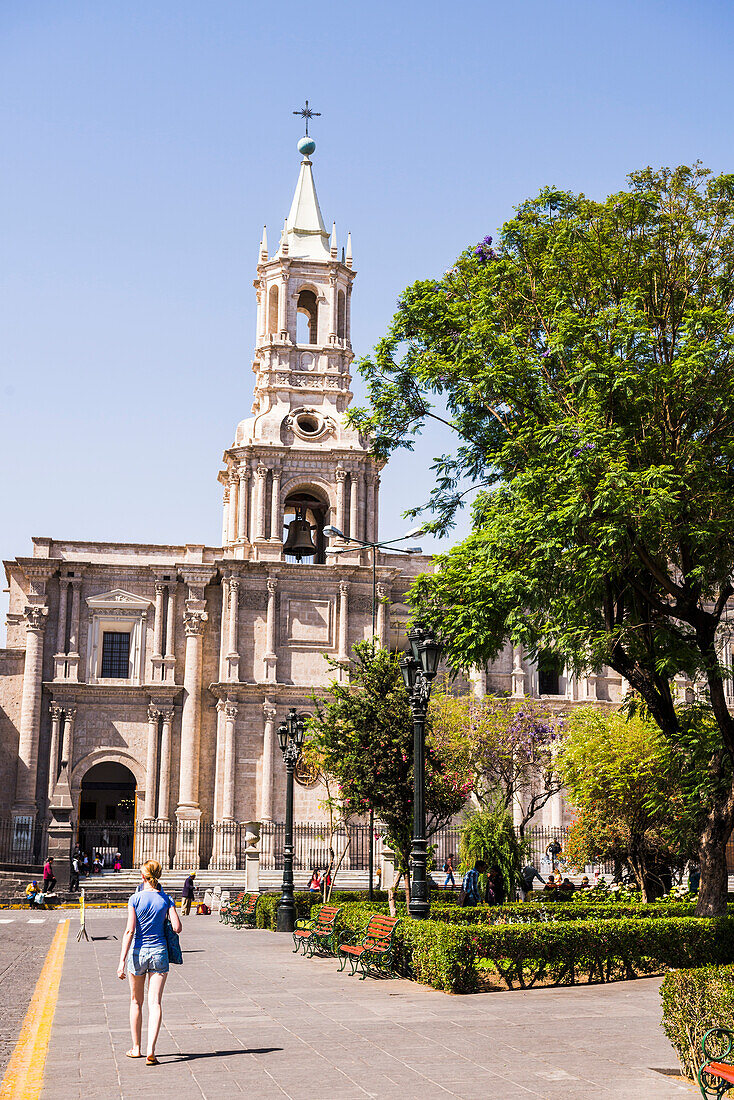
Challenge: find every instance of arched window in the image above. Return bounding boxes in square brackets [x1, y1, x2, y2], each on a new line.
[268, 284, 279, 335]
[296, 289, 318, 345]
[337, 290, 346, 339]
[282, 490, 329, 564]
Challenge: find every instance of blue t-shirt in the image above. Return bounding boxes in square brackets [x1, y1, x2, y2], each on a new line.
[129, 888, 173, 949]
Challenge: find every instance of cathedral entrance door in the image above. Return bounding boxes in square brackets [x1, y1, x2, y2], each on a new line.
[78, 762, 136, 869]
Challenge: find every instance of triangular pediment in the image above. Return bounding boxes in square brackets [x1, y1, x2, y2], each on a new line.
[86, 589, 151, 610]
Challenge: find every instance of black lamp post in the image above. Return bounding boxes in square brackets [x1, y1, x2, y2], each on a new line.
[400, 626, 443, 920]
[276, 707, 306, 933]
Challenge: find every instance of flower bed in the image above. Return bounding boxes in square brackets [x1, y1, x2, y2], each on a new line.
[661, 963, 734, 1080]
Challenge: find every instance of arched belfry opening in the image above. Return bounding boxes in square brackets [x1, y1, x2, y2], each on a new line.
[78, 761, 137, 868]
[296, 288, 318, 344]
[282, 489, 329, 563]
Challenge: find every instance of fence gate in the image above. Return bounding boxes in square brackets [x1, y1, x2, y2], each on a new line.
[77, 822, 135, 868]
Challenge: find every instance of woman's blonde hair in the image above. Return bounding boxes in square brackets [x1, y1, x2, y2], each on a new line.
[141, 859, 163, 891]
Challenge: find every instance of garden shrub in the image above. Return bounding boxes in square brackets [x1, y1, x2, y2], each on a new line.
[428, 900, 700, 925]
[661, 964, 734, 1080]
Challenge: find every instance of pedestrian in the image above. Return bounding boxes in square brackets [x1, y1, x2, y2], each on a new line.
[25, 881, 39, 907]
[70, 852, 81, 892]
[545, 840, 562, 871]
[443, 853, 456, 889]
[518, 861, 545, 901]
[307, 869, 321, 894]
[181, 871, 196, 916]
[543, 874, 558, 898]
[688, 862, 701, 893]
[459, 859, 486, 906]
[82, 852, 90, 876]
[114, 853, 122, 873]
[93, 854, 103, 874]
[43, 857, 56, 894]
[486, 866, 506, 906]
[117, 859, 182, 1066]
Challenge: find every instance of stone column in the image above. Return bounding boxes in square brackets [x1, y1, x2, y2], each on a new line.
[269, 469, 281, 542]
[221, 484, 230, 546]
[153, 582, 166, 660]
[222, 701, 237, 821]
[47, 703, 63, 800]
[237, 467, 250, 544]
[371, 474, 381, 543]
[213, 699, 226, 819]
[264, 578, 277, 682]
[328, 272, 337, 341]
[255, 464, 268, 541]
[60, 706, 75, 768]
[278, 272, 289, 338]
[346, 283, 352, 344]
[68, 580, 81, 655]
[338, 580, 350, 661]
[376, 583, 389, 647]
[14, 605, 48, 814]
[225, 578, 240, 681]
[227, 472, 239, 547]
[259, 701, 277, 822]
[157, 707, 174, 821]
[177, 609, 207, 812]
[163, 584, 176, 681]
[355, 474, 364, 541]
[257, 284, 266, 341]
[335, 468, 347, 535]
[144, 705, 160, 819]
[349, 473, 358, 540]
[56, 579, 69, 655]
[511, 644, 526, 698]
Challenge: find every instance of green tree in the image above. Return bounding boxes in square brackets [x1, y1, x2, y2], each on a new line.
[306, 642, 467, 908]
[459, 803, 527, 903]
[352, 164, 734, 914]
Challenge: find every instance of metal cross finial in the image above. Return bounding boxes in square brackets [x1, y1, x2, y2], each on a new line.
[293, 100, 321, 136]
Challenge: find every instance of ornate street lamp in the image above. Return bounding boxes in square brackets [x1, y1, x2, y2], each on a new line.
[400, 625, 443, 920]
[276, 707, 306, 932]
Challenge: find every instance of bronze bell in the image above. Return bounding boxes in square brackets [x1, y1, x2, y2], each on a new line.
[283, 508, 317, 559]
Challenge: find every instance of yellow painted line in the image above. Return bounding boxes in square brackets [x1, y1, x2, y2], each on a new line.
[0, 917, 70, 1100]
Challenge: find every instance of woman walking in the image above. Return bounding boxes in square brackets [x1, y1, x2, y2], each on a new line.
[117, 859, 182, 1066]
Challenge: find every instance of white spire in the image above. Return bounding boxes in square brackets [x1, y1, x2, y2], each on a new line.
[330, 221, 337, 259]
[279, 218, 289, 257]
[285, 153, 330, 260]
[346, 232, 353, 269]
[259, 225, 268, 262]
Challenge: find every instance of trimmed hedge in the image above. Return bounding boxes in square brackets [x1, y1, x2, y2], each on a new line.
[428, 900, 701, 925]
[328, 905, 734, 994]
[661, 964, 734, 1080]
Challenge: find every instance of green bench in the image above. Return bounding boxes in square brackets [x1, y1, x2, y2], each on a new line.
[337, 914, 400, 979]
[292, 905, 342, 957]
[220, 891, 259, 928]
[698, 1028, 734, 1098]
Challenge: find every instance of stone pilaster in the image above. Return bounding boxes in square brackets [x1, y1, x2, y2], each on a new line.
[259, 701, 277, 822]
[237, 467, 250, 548]
[269, 469, 282, 543]
[338, 580, 350, 662]
[263, 578, 278, 682]
[227, 471, 239, 547]
[376, 582, 389, 647]
[157, 706, 174, 822]
[225, 577, 240, 682]
[255, 464, 268, 542]
[335, 467, 347, 535]
[60, 706, 75, 769]
[13, 605, 48, 816]
[47, 703, 63, 801]
[144, 704, 160, 818]
[177, 608, 206, 815]
[163, 583, 176, 681]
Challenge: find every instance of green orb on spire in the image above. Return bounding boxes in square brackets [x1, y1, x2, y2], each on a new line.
[298, 135, 316, 157]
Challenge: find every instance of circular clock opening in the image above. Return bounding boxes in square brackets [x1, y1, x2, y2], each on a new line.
[297, 413, 319, 435]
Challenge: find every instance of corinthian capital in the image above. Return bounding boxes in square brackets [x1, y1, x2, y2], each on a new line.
[24, 606, 48, 631]
[148, 703, 161, 722]
[224, 701, 238, 720]
[263, 701, 277, 722]
[266, 578, 278, 596]
[183, 610, 207, 636]
[336, 467, 347, 482]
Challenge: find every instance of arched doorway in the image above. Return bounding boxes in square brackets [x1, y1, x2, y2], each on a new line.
[78, 762, 137, 869]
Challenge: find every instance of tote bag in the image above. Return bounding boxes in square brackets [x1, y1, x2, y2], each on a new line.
[164, 918, 183, 965]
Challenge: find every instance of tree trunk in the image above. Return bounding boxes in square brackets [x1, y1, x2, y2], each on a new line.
[697, 808, 733, 916]
[388, 868, 401, 917]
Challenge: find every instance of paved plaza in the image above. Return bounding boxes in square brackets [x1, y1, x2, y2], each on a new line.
[0, 908, 695, 1099]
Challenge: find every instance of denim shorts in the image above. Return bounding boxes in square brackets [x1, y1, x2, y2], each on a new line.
[127, 945, 169, 975]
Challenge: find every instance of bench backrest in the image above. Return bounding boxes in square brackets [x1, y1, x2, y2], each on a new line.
[363, 914, 399, 948]
[313, 905, 341, 933]
[244, 893, 259, 914]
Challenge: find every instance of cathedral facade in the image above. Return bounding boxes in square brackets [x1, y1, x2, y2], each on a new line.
[0, 137, 628, 868]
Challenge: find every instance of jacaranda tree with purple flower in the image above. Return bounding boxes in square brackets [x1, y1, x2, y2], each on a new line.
[350, 163, 734, 915]
[430, 692, 565, 835]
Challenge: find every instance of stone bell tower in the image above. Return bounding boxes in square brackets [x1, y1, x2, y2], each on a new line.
[218, 131, 381, 562]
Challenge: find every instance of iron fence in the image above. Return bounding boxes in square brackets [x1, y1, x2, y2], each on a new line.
[0, 817, 44, 865]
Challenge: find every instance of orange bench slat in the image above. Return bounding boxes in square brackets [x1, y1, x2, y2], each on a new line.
[704, 1062, 734, 1085]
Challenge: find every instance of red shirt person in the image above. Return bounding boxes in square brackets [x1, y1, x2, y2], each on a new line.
[43, 858, 56, 893]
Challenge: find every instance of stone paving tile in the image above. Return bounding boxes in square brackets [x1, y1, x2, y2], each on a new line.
[30, 919, 700, 1099]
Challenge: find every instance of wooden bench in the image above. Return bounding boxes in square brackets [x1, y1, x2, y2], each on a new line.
[292, 905, 342, 957]
[220, 892, 259, 928]
[337, 914, 400, 979]
[698, 1028, 734, 1098]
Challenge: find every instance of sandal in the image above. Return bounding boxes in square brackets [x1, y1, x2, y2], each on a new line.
[146, 1056, 159, 1066]
[125, 1050, 142, 1059]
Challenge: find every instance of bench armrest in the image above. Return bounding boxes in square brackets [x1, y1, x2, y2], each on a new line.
[702, 1028, 734, 1060]
[294, 919, 315, 933]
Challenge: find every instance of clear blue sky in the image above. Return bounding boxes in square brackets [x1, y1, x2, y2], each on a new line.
[1, 0, 732, 620]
